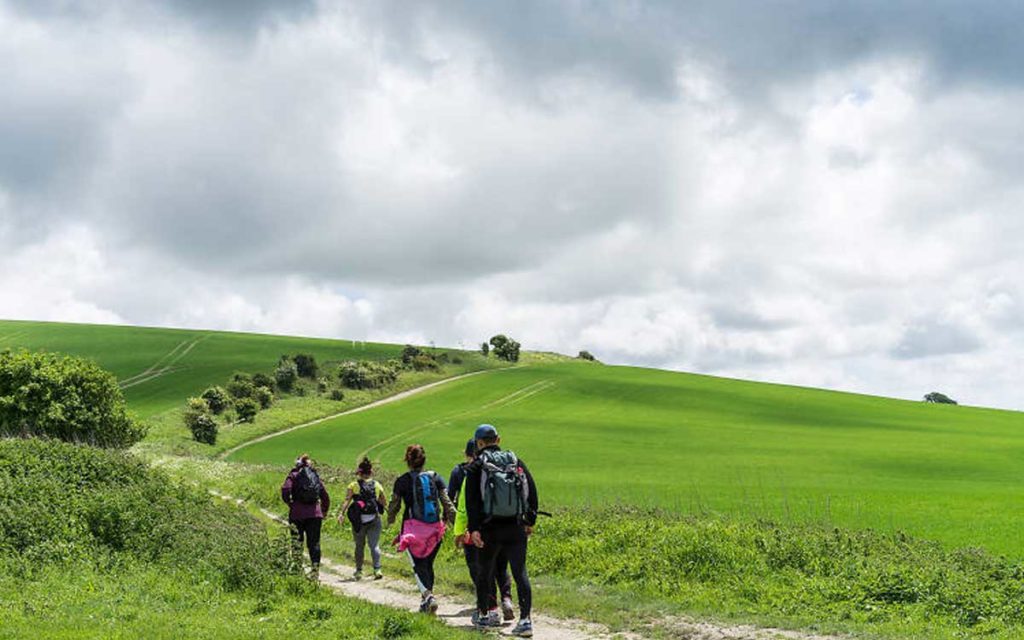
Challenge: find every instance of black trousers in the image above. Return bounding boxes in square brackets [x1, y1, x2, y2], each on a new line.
[290, 517, 322, 565]
[476, 525, 531, 618]
[464, 544, 512, 609]
[411, 540, 442, 593]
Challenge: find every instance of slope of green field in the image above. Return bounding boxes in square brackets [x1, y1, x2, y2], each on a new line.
[231, 362, 1024, 556]
[0, 319, 413, 418]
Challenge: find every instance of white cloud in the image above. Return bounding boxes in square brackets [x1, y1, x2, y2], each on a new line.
[1, 1, 1024, 410]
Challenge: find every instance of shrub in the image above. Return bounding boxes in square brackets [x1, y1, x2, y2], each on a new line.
[489, 335, 521, 362]
[924, 392, 958, 405]
[183, 397, 218, 444]
[0, 349, 145, 448]
[252, 373, 275, 390]
[452, 355, 463, 365]
[234, 398, 259, 423]
[330, 389, 344, 401]
[317, 378, 329, 394]
[400, 345, 423, 365]
[275, 358, 299, 392]
[480, 342, 489, 357]
[254, 386, 274, 410]
[200, 386, 230, 415]
[338, 360, 401, 390]
[293, 354, 318, 379]
[411, 354, 439, 371]
[226, 374, 255, 399]
[577, 350, 597, 362]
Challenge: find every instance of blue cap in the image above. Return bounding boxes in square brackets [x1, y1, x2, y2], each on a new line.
[474, 424, 498, 440]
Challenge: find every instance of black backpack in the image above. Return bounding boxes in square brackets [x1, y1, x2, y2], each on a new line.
[356, 479, 382, 517]
[410, 471, 441, 524]
[292, 466, 322, 504]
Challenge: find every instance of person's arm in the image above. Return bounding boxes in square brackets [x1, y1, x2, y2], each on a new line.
[319, 482, 331, 516]
[436, 475, 456, 525]
[338, 486, 355, 523]
[386, 477, 404, 527]
[519, 459, 539, 528]
[280, 473, 294, 506]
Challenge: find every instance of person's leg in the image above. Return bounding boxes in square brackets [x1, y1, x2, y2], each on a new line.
[367, 518, 383, 571]
[353, 524, 367, 572]
[411, 544, 440, 592]
[504, 535, 531, 619]
[305, 518, 322, 566]
[496, 548, 513, 601]
[289, 520, 305, 567]
[475, 533, 501, 614]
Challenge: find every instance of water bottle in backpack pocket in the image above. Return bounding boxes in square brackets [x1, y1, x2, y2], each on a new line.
[479, 450, 528, 519]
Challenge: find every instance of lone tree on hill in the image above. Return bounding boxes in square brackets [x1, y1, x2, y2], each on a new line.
[480, 342, 489, 357]
[924, 392, 958, 405]
[577, 350, 597, 362]
[274, 357, 299, 392]
[489, 334, 521, 362]
[0, 349, 145, 448]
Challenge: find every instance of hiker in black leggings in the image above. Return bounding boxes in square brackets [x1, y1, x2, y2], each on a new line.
[465, 425, 538, 638]
[386, 444, 455, 614]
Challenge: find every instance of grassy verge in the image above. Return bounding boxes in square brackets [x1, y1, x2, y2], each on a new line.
[172, 457, 1024, 640]
[136, 354, 508, 458]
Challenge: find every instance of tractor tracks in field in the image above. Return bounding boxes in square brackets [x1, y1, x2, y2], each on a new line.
[118, 334, 210, 389]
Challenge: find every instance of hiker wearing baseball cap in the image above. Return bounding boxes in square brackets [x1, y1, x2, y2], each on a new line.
[465, 424, 539, 637]
[450, 438, 515, 622]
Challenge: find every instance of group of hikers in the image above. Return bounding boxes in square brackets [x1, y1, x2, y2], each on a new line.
[280, 423, 539, 637]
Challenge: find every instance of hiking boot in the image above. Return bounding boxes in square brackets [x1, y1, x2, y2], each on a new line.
[308, 563, 320, 582]
[373, 569, 383, 580]
[418, 594, 439, 615]
[471, 609, 501, 628]
[352, 569, 362, 581]
[512, 618, 533, 637]
[501, 597, 515, 621]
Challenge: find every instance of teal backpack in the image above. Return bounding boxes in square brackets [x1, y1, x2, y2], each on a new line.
[479, 450, 528, 519]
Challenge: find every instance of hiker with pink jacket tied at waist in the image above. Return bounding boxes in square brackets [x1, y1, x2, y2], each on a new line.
[386, 444, 455, 614]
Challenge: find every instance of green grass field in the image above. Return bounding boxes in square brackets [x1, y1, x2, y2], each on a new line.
[0, 319, 404, 418]
[230, 362, 1024, 557]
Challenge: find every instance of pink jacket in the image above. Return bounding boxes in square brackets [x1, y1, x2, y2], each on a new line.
[396, 519, 446, 558]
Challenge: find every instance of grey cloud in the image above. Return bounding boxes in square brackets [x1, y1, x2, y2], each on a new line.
[890, 319, 983, 359]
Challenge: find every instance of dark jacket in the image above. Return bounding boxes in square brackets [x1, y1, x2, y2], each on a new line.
[386, 468, 456, 526]
[448, 463, 469, 502]
[465, 445, 538, 532]
[281, 464, 331, 521]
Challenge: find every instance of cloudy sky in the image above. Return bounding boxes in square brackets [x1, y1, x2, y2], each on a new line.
[2, 1, 1022, 409]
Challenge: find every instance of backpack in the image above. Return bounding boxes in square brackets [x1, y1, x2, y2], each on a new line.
[479, 450, 528, 520]
[356, 479, 382, 517]
[410, 471, 441, 524]
[292, 466, 323, 504]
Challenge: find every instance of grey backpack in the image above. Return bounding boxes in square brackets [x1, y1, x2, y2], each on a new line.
[479, 450, 528, 519]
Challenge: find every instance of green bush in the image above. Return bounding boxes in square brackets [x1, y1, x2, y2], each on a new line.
[252, 373, 275, 390]
[338, 360, 401, 390]
[254, 386, 274, 410]
[411, 354, 440, 371]
[235, 398, 259, 423]
[226, 373, 256, 399]
[200, 386, 230, 414]
[183, 397, 218, 444]
[275, 358, 299, 392]
[489, 334, 520, 362]
[292, 354, 318, 379]
[330, 389, 344, 401]
[0, 349, 144, 448]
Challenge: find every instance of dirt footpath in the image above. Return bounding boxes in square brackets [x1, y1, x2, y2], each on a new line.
[212, 492, 844, 640]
